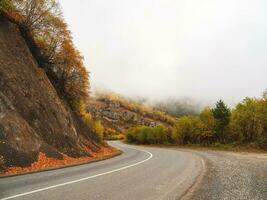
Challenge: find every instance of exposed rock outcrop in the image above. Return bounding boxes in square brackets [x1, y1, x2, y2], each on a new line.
[0, 16, 100, 168]
[87, 97, 174, 133]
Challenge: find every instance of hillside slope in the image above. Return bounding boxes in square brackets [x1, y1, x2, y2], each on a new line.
[87, 95, 176, 135]
[0, 16, 102, 170]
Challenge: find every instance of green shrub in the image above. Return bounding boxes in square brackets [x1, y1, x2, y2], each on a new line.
[211, 100, 231, 143]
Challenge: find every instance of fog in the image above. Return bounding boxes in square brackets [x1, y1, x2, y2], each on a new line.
[60, 0, 267, 106]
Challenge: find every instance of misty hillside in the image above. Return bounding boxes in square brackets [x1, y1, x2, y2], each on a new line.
[153, 98, 201, 117]
[87, 93, 176, 137]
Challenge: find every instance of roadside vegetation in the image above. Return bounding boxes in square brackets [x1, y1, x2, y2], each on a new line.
[104, 128, 125, 140]
[127, 125, 171, 144]
[127, 93, 267, 150]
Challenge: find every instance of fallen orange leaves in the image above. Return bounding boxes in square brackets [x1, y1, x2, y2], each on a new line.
[3, 146, 119, 176]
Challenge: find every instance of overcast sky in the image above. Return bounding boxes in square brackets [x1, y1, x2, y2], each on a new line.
[59, 0, 267, 106]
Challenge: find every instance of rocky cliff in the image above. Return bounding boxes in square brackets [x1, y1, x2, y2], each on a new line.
[0, 16, 100, 169]
[87, 96, 176, 134]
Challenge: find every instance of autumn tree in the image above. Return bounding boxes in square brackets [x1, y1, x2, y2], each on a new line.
[230, 98, 267, 147]
[172, 116, 201, 144]
[4, 0, 90, 108]
[53, 39, 89, 103]
[9, 0, 61, 29]
[198, 107, 216, 143]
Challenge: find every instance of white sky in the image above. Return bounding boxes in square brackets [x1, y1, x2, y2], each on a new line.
[59, 0, 267, 105]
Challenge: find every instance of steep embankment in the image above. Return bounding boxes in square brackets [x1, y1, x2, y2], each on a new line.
[0, 16, 112, 173]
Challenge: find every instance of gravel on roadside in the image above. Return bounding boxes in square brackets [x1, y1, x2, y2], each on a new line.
[183, 150, 267, 200]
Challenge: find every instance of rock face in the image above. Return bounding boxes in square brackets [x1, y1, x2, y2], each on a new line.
[87, 98, 173, 133]
[0, 16, 99, 168]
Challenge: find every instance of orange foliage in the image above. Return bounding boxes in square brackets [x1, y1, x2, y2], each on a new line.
[4, 146, 119, 176]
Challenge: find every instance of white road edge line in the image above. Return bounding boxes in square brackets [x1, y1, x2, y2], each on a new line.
[1, 143, 153, 200]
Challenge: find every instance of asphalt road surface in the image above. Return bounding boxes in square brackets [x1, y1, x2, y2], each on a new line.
[1, 141, 266, 200]
[0, 141, 203, 200]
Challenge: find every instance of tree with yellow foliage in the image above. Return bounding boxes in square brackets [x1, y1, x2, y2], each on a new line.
[2, 0, 90, 108]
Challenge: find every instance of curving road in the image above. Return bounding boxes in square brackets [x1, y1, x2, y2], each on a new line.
[0, 141, 203, 200]
[2, 141, 266, 200]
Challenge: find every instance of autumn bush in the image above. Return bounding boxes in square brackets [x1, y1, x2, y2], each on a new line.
[75, 101, 104, 142]
[103, 128, 124, 140]
[172, 116, 201, 144]
[126, 125, 168, 144]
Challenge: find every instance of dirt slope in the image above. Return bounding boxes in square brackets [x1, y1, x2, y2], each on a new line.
[0, 16, 100, 169]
